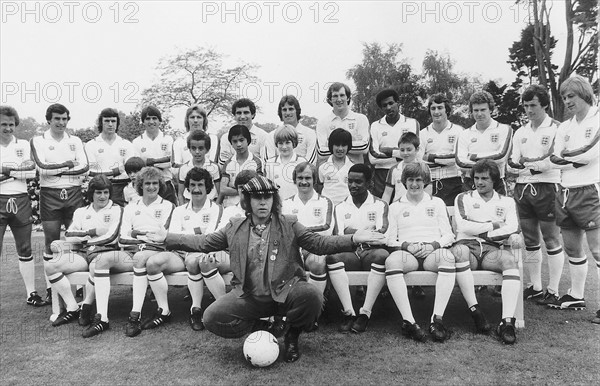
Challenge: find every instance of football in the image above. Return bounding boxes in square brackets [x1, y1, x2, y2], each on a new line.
[243, 330, 279, 367]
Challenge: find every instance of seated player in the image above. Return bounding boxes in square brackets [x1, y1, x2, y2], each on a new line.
[123, 157, 145, 204]
[177, 130, 220, 204]
[118, 166, 175, 337]
[219, 125, 263, 208]
[451, 160, 521, 344]
[147, 175, 386, 363]
[317, 128, 353, 206]
[326, 164, 390, 333]
[282, 162, 334, 296]
[264, 125, 307, 200]
[170, 167, 226, 330]
[385, 163, 456, 341]
[0, 105, 46, 306]
[45, 175, 123, 327]
[382, 132, 432, 204]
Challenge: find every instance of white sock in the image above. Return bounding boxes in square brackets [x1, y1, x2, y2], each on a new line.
[82, 275, 95, 305]
[18, 256, 36, 296]
[187, 273, 204, 309]
[360, 263, 386, 317]
[148, 273, 170, 314]
[94, 269, 110, 322]
[568, 256, 588, 299]
[386, 269, 414, 323]
[524, 245, 542, 290]
[202, 268, 226, 299]
[48, 272, 78, 312]
[308, 272, 327, 294]
[546, 247, 564, 294]
[432, 266, 456, 318]
[501, 269, 521, 319]
[327, 262, 354, 315]
[455, 261, 478, 307]
[131, 267, 147, 314]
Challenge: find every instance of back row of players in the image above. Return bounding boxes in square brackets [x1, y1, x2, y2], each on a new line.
[0, 76, 598, 343]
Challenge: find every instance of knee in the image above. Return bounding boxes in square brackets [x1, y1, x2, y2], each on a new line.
[385, 252, 404, 270]
[145, 257, 163, 275]
[305, 255, 326, 275]
[372, 249, 389, 265]
[185, 256, 199, 272]
[500, 253, 518, 270]
[326, 253, 341, 265]
[452, 245, 470, 263]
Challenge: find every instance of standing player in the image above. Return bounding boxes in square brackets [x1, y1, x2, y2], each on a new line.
[451, 160, 522, 344]
[31, 103, 89, 304]
[177, 130, 220, 204]
[455, 91, 512, 194]
[46, 176, 123, 327]
[262, 95, 317, 164]
[316, 82, 369, 164]
[326, 164, 390, 333]
[219, 125, 263, 208]
[172, 167, 225, 330]
[507, 85, 564, 304]
[282, 162, 334, 296]
[317, 128, 354, 206]
[218, 99, 268, 166]
[132, 106, 176, 205]
[549, 75, 599, 324]
[85, 108, 134, 206]
[0, 106, 46, 306]
[264, 125, 307, 200]
[369, 88, 420, 198]
[420, 94, 464, 206]
[173, 105, 219, 166]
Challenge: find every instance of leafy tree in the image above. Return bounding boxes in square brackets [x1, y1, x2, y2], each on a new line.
[15, 117, 43, 141]
[422, 50, 471, 103]
[484, 80, 525, 131]
[346, 42, 429, 127]
[254, 122, 278, 133]
[299, 116, 318, 130]
[69, 128, 98, 143]
[140, 47, 259, 118]
[508, 24, 558, 83]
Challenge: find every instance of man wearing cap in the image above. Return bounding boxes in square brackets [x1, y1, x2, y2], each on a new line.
[147, 175, 385, 363]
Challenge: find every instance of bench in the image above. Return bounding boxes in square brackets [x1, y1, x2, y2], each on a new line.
[66, 267, 524, 328]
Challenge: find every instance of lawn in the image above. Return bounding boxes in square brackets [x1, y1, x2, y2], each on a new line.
[1, 232, 599, 385]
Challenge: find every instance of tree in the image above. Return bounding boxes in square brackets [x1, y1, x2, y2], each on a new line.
[519, 0, 598, 120]
[15, 117, 43, 140]
[346, 42, 429, 127]
[508, 24, 558, 84]
[422, 50, 471, 103]
[484, 80, 526, 131]
[140, 47, 259, 118]
[69, 128, 98, 143]
[299, 116, 318, 130]
[118, 111, 145, 142]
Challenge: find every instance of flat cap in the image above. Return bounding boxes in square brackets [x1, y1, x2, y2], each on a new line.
[241, 176, 279, 195]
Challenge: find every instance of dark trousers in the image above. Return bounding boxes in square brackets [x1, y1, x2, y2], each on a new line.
[203, 281, 322, 338]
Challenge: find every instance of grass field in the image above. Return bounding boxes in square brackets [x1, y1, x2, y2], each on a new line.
[1, 232, 599, 385]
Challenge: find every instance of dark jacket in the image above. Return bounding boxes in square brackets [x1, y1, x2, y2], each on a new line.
[165, 214, 354, 302]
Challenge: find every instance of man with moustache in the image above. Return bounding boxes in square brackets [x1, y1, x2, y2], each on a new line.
[369, 88, 420, 198]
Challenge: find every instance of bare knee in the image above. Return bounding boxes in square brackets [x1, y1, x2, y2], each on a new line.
[305, 255, 326, 275]
[385, 252, 405, 270]
[452, 245, 470, 263]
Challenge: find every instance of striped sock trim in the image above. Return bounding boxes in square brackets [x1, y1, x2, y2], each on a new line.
[569, 256, 587, 266]
[327, 262, 345, 272]
[48, 273, 64, 284]
[43, 253, 53, 261]
[547, 247, 563, 255]
[188, 273, 203, 282]
[133, 268, 147, 276]
[148, 273, 164, 282]
[88, 276, 95, 286]
[502, 269, 520, 281]
[18, 256, 33, 262]
[438, 266, 456, 274]
[455, 261, 471, 273]
[370, 263, 386, 275]
[525, 245, 541, 252]
[385, 269, 404, 277]
[201, 268, 218, 279]
[309, 273, 327, 281]
[94, 269, 110, 278]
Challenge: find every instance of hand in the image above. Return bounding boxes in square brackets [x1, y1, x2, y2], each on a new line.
[131, 230, 147, 238]
[507, 234, 523, 249]
[353, 229, 386, 245]
[146, 158, 155, 166]
[413, 243, 433, 259]
[146, 227, 168, 243]
[1, 165, 13, 175]
[492, 221, 506, 230]
[95, 226, 109, 237]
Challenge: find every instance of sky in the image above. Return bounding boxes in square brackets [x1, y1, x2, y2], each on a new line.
[1, 0, 569, 133]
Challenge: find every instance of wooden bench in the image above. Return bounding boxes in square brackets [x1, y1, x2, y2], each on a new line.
[66, 267, 524, 328]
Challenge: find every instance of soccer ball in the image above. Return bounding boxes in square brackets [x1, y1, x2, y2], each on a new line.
[243, 331, 279, 367]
